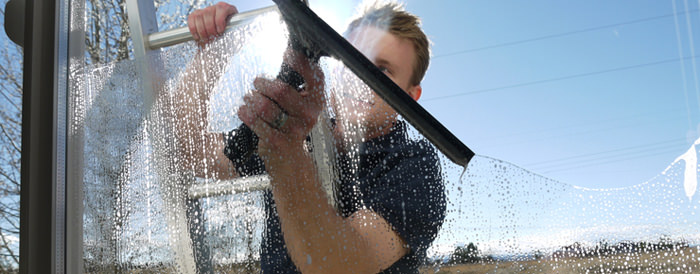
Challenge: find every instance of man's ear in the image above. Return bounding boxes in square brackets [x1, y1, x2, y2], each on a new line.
[407, 85, 422, 101]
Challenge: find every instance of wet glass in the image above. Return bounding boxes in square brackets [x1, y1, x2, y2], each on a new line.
[69, 1, 700, 273]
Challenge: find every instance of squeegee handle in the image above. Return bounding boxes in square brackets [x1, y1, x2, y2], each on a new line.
[225, 62, 307, 171]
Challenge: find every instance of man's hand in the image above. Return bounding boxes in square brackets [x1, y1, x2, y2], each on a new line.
[237, 49, 409, 273]
[238, 49, 326, 162]
[188, 2, 238, 48]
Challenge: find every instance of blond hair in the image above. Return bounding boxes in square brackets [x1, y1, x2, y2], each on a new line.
[345, 1, 430, 86]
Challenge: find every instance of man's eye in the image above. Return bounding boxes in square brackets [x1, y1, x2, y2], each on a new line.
[378, 66, 390, 74]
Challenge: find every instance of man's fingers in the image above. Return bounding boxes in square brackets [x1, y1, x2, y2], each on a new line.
[202, 7, 217, 40]
[242, 90, 309, 134]
[238, 104, 285, 146]
[252, 78, 310, 118]
[188, 2, 239, 46]
[187, 13, 199, 41]
[243, 92, 280, 127]
[194, 13, 208, 44]
[214, 8, 227, 35]
[215, 2, 238, 34]
[280, 49, 326, 107]
[252, 76, 325, 131]
[283, 49, 324, 84]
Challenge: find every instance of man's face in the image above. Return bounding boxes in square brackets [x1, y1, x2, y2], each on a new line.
[333, 26, 422, 139]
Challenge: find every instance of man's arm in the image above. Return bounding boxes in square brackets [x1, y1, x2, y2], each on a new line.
[173, 2, 238, 179]
[267, 146, 408, 273]
[239, 51, 408, 273]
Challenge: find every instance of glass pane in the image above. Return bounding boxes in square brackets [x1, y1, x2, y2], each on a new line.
[0, 0, 23, 270]
[155, 0, 277, 32]
[75, 9, 286, 272]
[410, 0, 700, 272]
[70, 0, 700, 273]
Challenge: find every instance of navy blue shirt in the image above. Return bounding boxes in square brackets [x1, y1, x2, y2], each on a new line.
[225, 122, 446, 273]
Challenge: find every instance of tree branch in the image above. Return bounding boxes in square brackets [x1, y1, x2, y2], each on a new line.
[0, 124, 20, 154]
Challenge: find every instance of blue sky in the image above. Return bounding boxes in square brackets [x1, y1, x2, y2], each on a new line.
[309, 0, 700, 189]
[201, 0, 700, 189]
[410, 0, 700, 190]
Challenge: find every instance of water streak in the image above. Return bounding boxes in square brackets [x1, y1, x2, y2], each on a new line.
[70, 7, 700, 273]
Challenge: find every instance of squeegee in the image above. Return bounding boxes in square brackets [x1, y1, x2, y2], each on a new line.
[234, 0, 475, 167]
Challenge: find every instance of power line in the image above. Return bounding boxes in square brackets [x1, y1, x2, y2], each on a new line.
[433, 9, 700, 59]
[479, 107, 685, 143]
[422, 55, 698, 102]
[484, 113, 686, 150]
[528, 138, 687, 169]
[540, 146, 683, 174]
[540, 142, 685, 173]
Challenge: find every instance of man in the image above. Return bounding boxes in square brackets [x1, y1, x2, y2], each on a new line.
[177, 1, 445, 273]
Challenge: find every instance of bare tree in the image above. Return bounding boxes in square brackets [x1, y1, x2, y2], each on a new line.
[0, 0, 205, 270]
[84, 0, 205, 64]
[85, 0, 131, 64]
[0, 0, 24, 270]
[81, 0, 207, 271]
[2, 0, 269, 270]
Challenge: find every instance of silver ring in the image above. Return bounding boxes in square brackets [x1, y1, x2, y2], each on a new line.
[271, 111, 288, 129]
